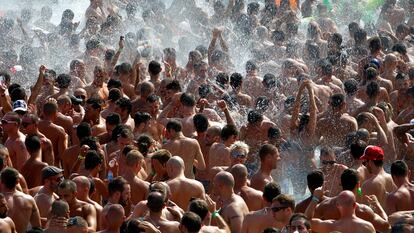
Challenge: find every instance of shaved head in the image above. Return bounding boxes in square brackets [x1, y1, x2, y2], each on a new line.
[166, 156, 185, 178]
[72, 176, 90, 189]
[337, 190, 356, 207]
[230, 164, 248, 183]
[214, 171, 235, 188]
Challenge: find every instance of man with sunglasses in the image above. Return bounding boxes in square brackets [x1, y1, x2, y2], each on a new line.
[319, 146, 348, 197]
[1, 112, 30, 172]
[360, 145, 396, 209]
[270, 194, 295, 233]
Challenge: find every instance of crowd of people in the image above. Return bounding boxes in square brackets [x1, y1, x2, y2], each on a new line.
[0, 0, 414, 232]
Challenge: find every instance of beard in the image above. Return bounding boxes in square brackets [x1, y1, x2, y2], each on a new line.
[119, 197, 130, 208]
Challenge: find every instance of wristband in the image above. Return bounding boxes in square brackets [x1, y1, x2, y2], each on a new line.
[311, 196, 320, 203]
[212, 209, 220, 218]
[78, 154, 85, 160]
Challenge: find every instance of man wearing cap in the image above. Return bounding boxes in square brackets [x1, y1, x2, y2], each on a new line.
[12, 99, 27, 116]
[361, 145, 396, 209]
[2, 112, 30, 171]
[34, 166, 64, 226]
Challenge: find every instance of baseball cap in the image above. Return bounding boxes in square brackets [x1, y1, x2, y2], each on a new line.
[12, 100, 27, 113]
[360, 145, 384, 161]
[41, 166, 63, 180]
[69, 95, 82, 105]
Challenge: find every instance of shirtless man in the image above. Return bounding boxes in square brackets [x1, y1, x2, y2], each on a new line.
[38, 101, 68, 167]
[319, 146, 348, 197]
[1, 168, 41, 233]
[317, 94, 358, 147]
[58, 179, 97, 231]
[360, 146, 396, 208]
[209, 125, 238, 170]
[145, 94, 165, 143]
[0, 194, 16, 233]
[305, 188, 376, 233]
[357, 67, 391, 103]
[20, 114, 54, 166]
[55, 95, 75, 141]
[230, 164, 263, 211]
[188, 198, 231, 233]
[162, 120, 205, 179]
[121, 150, 149, 205]
[144, 192, 180, 233]
[44, 200, 70, 233]
[229, 73, 253, 108]
[115, 97, 135, 130]
[270, 194, 295, 231]
[166, 156, 205, 210]
[85, 0, 106, 24]
[98, 204, 124, 233]
[251, 144, 280, 191]
[295, 170, 325, 213]
[213, 171, 249, 233]
[386, 160, 414, 214]
[1, 112, 29, 171]
[131, 81, 154, 115]
[84, 66, 109, 100]
[241, 182, 281, 233]
[21, 135, 48, 189]
[72, 176, 103, 229]
[243, 60, 264, 100]
[83, 98, 106, 137]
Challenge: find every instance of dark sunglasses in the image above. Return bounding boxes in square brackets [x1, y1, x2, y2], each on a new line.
[1, 120, 15, 125]
[75, 95, 86, 100]
[231, 152, 246, 158]
[271, 206, 288, 212]
[321, 160, 336, 165]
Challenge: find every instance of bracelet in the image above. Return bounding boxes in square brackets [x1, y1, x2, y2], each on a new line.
[311, 196, 320, 203]
[212, 210, 220, 218]
[78, 154, 85, 160]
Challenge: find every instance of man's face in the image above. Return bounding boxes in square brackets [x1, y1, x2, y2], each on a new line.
[0, 197, 8, 218]
[149, 101, 160, 116]
[48, 173, 64, 191]
[289, 219, 309, 233]
[117, 136, 132, 150]
[395, 79, 410, 91]
[93, 69, 106, 86]
[271, 201, 289, 222]
[119, 184, 131, 207]
[84, 104, 99, 119]
[20, 116, 35, 134]
[270, 151, 281, 169]
[152, 159, 165, 175]
[75, 63, 86, 77]
[58, 188, 76, 204]
[230, 149, 247, 165]
[205, 132, 218, 147]
[0, 119, 18, 134]
[115, 105, 127, 119]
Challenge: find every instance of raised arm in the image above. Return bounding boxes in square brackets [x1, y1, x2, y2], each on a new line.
[208, 28, 220, 65]
[28, 65, 46, 106]
[305, 187, 334, 233]
[306, 82, 318, 137]
[290, 82, 306, 134]
[217, 100, 235, 126]
[110, 36, 124, 70]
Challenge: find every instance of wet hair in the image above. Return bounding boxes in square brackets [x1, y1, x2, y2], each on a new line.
[365, 67, 378, 81]
[268, 127, 281, 140]
[330, 33, 343, 47]
[166, 120, 182, 132]
[247, 2, 260, 15]
[341, 169, 359, 191]
[108, 88, 122, 102]
[348, 22, 360, 35]
[180, 93, 196, 107]
[221, 124, 239, 141]
[391, 160, 408, 177]
[330, 94, 345, 109]
[307, 170, 324, 191]
[258, 144, 278, 161]
[198, 84, 212, 98]
[148, 61, 162, 75]
[255, 96, 270, 111]
[25, 135, 41, 154]
[0, 167, 18, 189]
[350, 140, 367, 160]
[84, 150, 102, 170]
[107, 79, 122, 90]
[366, 81, 380, 99]
[317, 59, 333, 75]
[247, 110, 264, 124]
[137, 135, 153, 156]
[59, 179, 77, 193]
[230, 73, 244, 89]
[10, 87, 27, 102]
[368, 36, 382, 53]
[306, 41, 320, 60]
[116, 97, 132, 114]
[344, 79, 359, 95]
[80, 137, 98, 151]
[216, 73, 229, 87]
[392, 43, 407, 55]
[108, 177, 127, 196]
[189, 199, 209, 221]
[165, 80, 182, 92]
[181, 212, 202, 233]
[0, 71, 11, 84]
[263, 73, 277, 88]
[193, 114, 209, 133]
[354, 28, 367, 45]
[134, 112, 151, 126]
[151, 149, 172, 165]
[263, 182, 281, 203]
[272, 194, 295, 210]
[289, 214, 311, 230]
[106, 113, 121, 126]
[86, 97, 103, 110]
[147, 192, 165, 213]
[86, 39, 101, 51]
[163, 47, 176, 59]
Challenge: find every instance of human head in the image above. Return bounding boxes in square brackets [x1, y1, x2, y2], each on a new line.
[336, 191, 357, 215]
[263, 182, 282, 204]
[213, 171, 235, 195]
[115, 97, 132, 120]
[247, 110, 264, 125]
[105, 204, 125, 229]
[391, 160, 410, 185]
[151, 150, 171, 179]
[259, 144, 280, 170]
[148, 60, 162, 76]
[221, 124, 239, 144]
[307, 170, 324, 193]
[319, 146, 336, 167]
[85, 97, 103, 120]
[230, 73, 244, 91]
[271, 194, 295, 223]
[341, 169, 359, 191]
[58, 179, 78, 204]
[25, 134, 41, 155]
[165, 120, 182, 139]
[72, 176, 91, 200]
[0, 167, 19, 190]
[42, 166, 64, 191]
[84, 150, 103, 172]
[67, 216, 88, 233]
[344, 79, 359, 96]
[1, 112, 21, 135]
[180, 212, 202, 233]
[147, 191, 166, 213]
[350, 140, 367, 161]
[0, 193, 7, 218]
[51, 200, 70, 219]
[360, 145, 384, 173]
[229, 141, 249, 165]
[329, 94, 345, 112]
[108, 177, 131, 207]
[288, 213, 311, 233]
[166, 156, 185, 178]
[369, 36, 382, 54]
[230, 164, 249, 186]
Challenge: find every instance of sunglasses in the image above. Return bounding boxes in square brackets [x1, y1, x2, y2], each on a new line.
[271, 206, 288, 212]
[321, 160, 336, 165]
[231, 152, 246, 158]
[1, 120, 15, 125]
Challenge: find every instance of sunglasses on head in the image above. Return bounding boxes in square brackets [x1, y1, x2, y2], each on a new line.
[271, 206, 288, 212]
[321, 160, 335, 165]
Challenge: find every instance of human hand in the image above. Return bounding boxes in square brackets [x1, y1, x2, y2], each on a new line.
[79, 145, 90, 156]
[205, 194, 217, 212]
[119, 36, 125, 49]
[372, 107, 386, 123]
[217, 100, 227, 111]
[313, 187, 323, 199]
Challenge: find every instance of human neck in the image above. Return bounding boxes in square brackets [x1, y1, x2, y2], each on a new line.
[260, 164, 272, 175]
[30, 152, 42, 161]
[150, 75, 159, 82]
[171, 132, 184, 140]
[371, 166, 383, 176]
[220, 190, 234, 202]
[149, 211, 163, 219]
[107, 196, 119, 205]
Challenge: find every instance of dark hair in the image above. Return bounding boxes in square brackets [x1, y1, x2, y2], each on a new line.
[330, 33, 343, 47]
[369, 36, 382, 52]
[271, 30, 285, 42]
[263, 228, 280, 233]
[165, 80, 182, 92]
[248, 110, 264, 124]
[341, 169, 359, 191]
[147, 191, 165, 213]
[108, 177, 127, 196]
[263, 182, 281, 203]
[86, 39, 101, 51]
[198, 84, 212, 98]
[118, 62, 132, 75]
[373, 160, 384, 167]
[230, 73, 243, 89]
[221, 124, 238, 141]
[0, 71, 11, 84]
[317, 59, 333, 76]
[116, 97, 132, 114]
[76, 122, 92, 141]
[391, 160, 408, 177]
[392, 43, 407, 55]
[166, 120, 182, 132]
[255, 96, 270, 112]
[216, 73, 229, 87]
[193, 114, 209, 133]
[134, 112, 151, 126]
[108, 88, 122, 102]
[25, 134, 41, 154]
[1, 167, 19, 189]
[366, 67, 378, 81]
[330, 94, 345, 109]
[148, 60, 162, 75]
[350, 140, 367, 160]
[43, 101, 58, 117]
[307, 170, 324, 191]
[84, 150, 102, 170]
[245, 60, 258, 72]
[106, 113, 121, 125]
[56, 73, 71, 89]
[180, 93, 196, 107]
[188, 199, 209, 221]
[10, 87, 26, 102]
[137, 134, 152, 156]
[86, 98, 103, 110]
[107, 79, 122, 90]
[181, 212, 202, 233]
[354, 28, 367, 45]
[151, 150, 172, 165]
[268, 127, 281, 140]
[366, 81, 380, 98]
[258, 144, 278, 161]
[146, 94, 160, 104]
[80, 136, 98, 151]
[344, 79, 358, 95]
[289, 214, 311, 230]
